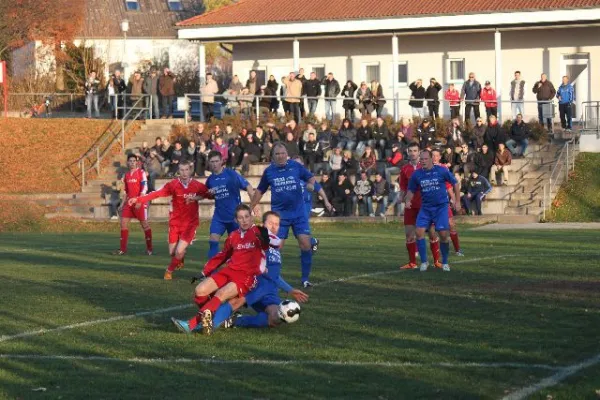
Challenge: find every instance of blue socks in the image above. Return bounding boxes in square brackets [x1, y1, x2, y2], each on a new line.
[300, 249, 312, 283]
[310, 237, 317, 246]
[210, 303, 233, 331]
[417, 238, 428, 264]
[208, 240, 220, 259]
[441, 242, 450, 264]
[235, 312, 269, 328]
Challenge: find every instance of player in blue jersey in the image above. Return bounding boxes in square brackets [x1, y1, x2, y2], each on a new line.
[404, 150, 461, 272]
[250, 143, 334, 288]
[203, 150, 256, 259]
[291, 155, 320, 252]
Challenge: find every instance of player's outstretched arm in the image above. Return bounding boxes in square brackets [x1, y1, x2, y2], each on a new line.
[276, 277, 309, 303]
[310, 179, 334, 212]
[453, 183, 462, 211]
[203, 236, 234, 276]
[249, 189, 264, 215]
[245, 183, 256, 200]
[131, 184, 172, 205]
[404, 190, 414, 209]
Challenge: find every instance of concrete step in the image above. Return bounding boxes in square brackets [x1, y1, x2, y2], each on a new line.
[507, 199, 544, 208]
[503, 206, 544, 215]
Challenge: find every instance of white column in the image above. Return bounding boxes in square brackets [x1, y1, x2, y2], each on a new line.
[199, 42, 206, 89]
[494, 30, 502, 121]
[293, 39, 300, 72]
[392, 34, 399, 121]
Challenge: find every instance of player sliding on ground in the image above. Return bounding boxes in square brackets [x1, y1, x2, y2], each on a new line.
[171, 211, 308, 333]
[404, 150, 461, 272]
[128, 161, 212, 280]
[250, 143, 334, 288]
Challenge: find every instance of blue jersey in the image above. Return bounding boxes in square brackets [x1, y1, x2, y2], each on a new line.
[206, 168, 249, 222]
[408, 165, 457, 208]
[257, 160, 314, 220]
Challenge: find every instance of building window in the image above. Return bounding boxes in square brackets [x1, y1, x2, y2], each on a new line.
[447, 58, 465, 83]
[167, 0, 183, 11]
[125, 0, 139, 11]
[390, 61, 408, 86]
[311, 65, 325, 80]
[362, 63, 380, 83]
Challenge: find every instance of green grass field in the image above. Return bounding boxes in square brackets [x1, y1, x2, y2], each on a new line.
[1, 224, 599, 399]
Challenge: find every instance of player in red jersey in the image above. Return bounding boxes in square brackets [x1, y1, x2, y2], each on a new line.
[185, 204, 271, 335]
[399, 142, 442, 270]
[432, 149, 463, 256]
[113, 154, 153, 255]
[129, 161, 212, 280]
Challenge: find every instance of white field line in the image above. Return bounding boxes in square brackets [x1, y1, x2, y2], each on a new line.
[0, 254, 510, 344]
[502, 352, 600, 400]
[0, 354, 563, 371]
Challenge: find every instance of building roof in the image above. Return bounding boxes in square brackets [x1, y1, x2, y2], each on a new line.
[81, 0, 201, 38]
[177, 0, 600, 27]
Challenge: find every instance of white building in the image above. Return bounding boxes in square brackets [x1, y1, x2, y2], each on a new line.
[177, 0, 600, 122]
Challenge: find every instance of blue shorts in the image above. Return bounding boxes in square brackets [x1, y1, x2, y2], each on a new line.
[278, 216, 311, 239]
[209, 219, 238, 236]
[245, 279, 281, 313]
[304, 202, 312, 219]
[416, 204, 450, 231]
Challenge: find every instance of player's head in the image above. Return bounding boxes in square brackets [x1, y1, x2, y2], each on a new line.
[235, 204, 253, 230]
[419, 150, 433, 169]
[272, 143, 289, 167]
[291, 155, 304, 166]
[431, 149, 442, 164]
[407, 142, 420, 162]
[127, 154, 138, 170]
[207, 150, 224, 173]
[262, 211, 280, 235]
[178, 160, 194, 180]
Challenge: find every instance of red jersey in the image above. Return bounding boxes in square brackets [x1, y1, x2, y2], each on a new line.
[400, 162, 422, 209]
[123, 169, 147, 199]
[203, 225, 269, 277]
[435, 163, 453, 190]
[136, 178, 212, 226]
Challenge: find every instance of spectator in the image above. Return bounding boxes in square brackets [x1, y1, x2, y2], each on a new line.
[151, 137, 163, 155]
[446, 118, 466, 150]
[266, 123, 281, 144]
[313, 172, 334, 216]
[240, 134, 261, 176]
[161, 139, 173, 170]
[303, 133, 321, 173]
[384, 143, 403, 185]
[200, 73, 219, 121]
[425, 77, 442, 119]
[158, 67, 176, 119]
[453, 144, 475, 177]
[143, 68, 160, 119]
[229, 75, 244, 94]
[416, 118, 436, 150]
[106, 79, 116, 113]
[84, 71, 100, 119]
[356, 82, 373, 117]
[128, 71, 144, 106]
[372, 116, 390, 156]
[239, 127, 251, 148]
[139, 141, 152, 160]
[371, 173, 389, 217]
[186, 141, 197, 171]
[332, 173, 354, 217]
[359, 146, 377, 176]
[245, 70, 259, 96]
[110, 70, 127, 118]
[341, 150, 359, 183]
[409, 79, 426, 118]
[371, 80, 386, 118]
[267, 75, 279, 113]
[195, 141, 209, 177]
[283, 119, 301, 142]
[280, 76, 290, 115]
[302, 122, 316, 143]
[211, 124, 223, 141]
[254, 125, 267, 155]
[212, 136, 229, 163]
[441, 146, 454, 170]
[399, 117, 414, 145]
[471, 117, 486, 150]
[355, 119, 373, 157]
[506, 114, 531, 157]
[389, 130, 406, 152]
[338, 119, 357, 151]
[143, 148, 164, 191]
[480, 81, 498, 119]
[474, 143, 494, 179]
[484, 115, 505, 151]
[461, 72, 482, 123]
[257, 85, 272, 118]
[304, 72, 322, 115]
[354, 171, 374, 216]
[491, 142, 512, 185]
[445, 83, 461, 120]
[323, 72, 341, 121]
[228, 138, 243, 168]
[341, 80, 358, 120]
[462, 170, 492, 215]
[296, 68, 307, 117]
[532, 73, 556, 131]
[284, 131, 300, 159]
[168, 141, 185, 176]
[329, 147, 343, 180]
[557, 75, 575, 131]
[317, 121, 333, 158]
[285, 72, 303, 123]
[192, 123, 209, 146]
[510, 71, 525, 118]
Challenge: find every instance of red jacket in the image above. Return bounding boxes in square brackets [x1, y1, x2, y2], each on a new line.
[444, 89, 460, 106]
[386, 151, 403, 167]
[480, 87, 498, 108]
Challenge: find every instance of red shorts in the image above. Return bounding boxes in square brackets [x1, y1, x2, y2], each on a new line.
[168, 223, 197, 244]
[403, 208, 419, 226]
[448, 206, 454, 218]
[210, 267, 257, 297]
[121, 203, 148, 221]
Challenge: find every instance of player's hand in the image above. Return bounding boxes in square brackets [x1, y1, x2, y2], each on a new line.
[324, 201, 334, 213]
[257, 225, 270, 245]
[185, 195, 201, 204]
[190, 272, 206, 285]
[134, 203, 141, 210]
[405, 200, 412, 209]
[252, 205, 261, 217]
[289, 289, 309, 303]
[128, 197, 138, 206]
[454, 203, 461, 213]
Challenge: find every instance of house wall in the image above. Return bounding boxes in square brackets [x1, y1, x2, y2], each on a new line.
[232, 26, 600, 122]
[11, 41, 56, 79]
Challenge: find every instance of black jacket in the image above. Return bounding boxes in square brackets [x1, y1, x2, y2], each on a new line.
[304, 79, 322, 98]
[484, 124, 505, 150]
[244, 142, 261, 159]
[356, 126, 372, 142]
[322, 78, 341, 98]
[229, 145, 243, 166]
[341, 157, 359, 175]
[332, 180, 354, 200]
[372, 123, 390, 141]
[409, 83, 426, 107]
[425, 82, 443, 105]
[416, 125, 436, 150]
[475, 151, 495, 175]
[284, 140, 300, 158]
[341, 82, 358, 109]
[304, 141, 320, 155]
[510, 121, 531, 142]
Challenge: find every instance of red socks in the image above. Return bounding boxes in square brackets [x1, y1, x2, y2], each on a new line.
[450, 231, 460, 252]
[406, 241, 417, 264]
[201, 296, 223, 314]
[144, 228, 153, 252]
[120, 229, 129, 252]
[167, 256, 183, 272]
[194, 295, 209, 308]
[430, 240, 440, 263]
[188, 296, 221, 331]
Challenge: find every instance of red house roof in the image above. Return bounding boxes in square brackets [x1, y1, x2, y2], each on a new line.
[178, 0, 600, 27]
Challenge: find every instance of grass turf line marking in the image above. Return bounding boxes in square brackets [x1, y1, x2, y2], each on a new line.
[0, 354, 563, 371]
[0, 255, 510, 344]
[501, 352, 600, 400]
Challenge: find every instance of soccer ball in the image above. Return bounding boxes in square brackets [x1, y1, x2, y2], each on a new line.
[278, 300, 301, 323]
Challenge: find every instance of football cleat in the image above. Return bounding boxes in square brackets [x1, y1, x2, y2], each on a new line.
[112, 250, 126, 255]
[302, 281, 313, 288]
[201, 310, 214, 335]
[147, 250, 154, 256]
[434, 260, 443, 269]
[223, 312, 242, 329]
[163, 271, 173, 280]
[400, 262, 418, 270]
[171, 317, 191, 334]
[420, 262, 429, 272]
[456, 250, 465, 257]
[442, 264, 451, 272]
[311, 238, 320, 253]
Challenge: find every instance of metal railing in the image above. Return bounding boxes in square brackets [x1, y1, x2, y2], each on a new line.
[5, 92, 79, 116]
[542, 138, 578, 220]
[581, 101, 600, 137]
